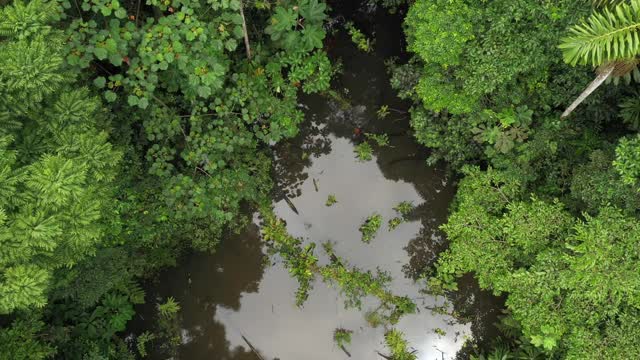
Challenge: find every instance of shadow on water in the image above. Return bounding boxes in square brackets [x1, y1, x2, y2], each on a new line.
[133, 2, 503, 359]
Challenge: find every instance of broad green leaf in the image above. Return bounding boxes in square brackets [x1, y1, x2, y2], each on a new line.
[299, 0, 326, 24]
[93, 76, 106, 88]
[93, 47, 108, 60]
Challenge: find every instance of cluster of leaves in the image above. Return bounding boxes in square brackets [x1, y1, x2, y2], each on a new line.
[0, 0, 333, 357]
[388, 201, 413, 230]
[383, 329, 417, 360]
[354, 132, 389, 162]
[326, 194, 338, 206]
[345, 21, 373, 53]
[333, 328, 353, 348]
[320, 242, 416, 324]
[393, 0, 640, 357]
[354, 141, 374, 161]
[261, 209, 318, 306]
[261, 208, 416, 326]
[359, 213, 382, 243]
[366, 132, 390, 146]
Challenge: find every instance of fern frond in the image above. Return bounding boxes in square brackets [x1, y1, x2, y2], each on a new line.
[560, 0, 640, 66]
[618, 90, 640, 129]
[0, 0, 58, 39]
[0, 37, 65, 103]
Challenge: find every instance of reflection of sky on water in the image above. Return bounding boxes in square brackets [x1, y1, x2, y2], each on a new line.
[140, 6, 502, 358]
[210, 135, 470, 360]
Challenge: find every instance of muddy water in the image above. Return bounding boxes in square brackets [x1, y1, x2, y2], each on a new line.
[140, 5, 501, 360]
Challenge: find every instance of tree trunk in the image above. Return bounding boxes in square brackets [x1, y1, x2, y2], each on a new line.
[239, 0, 252, 59]
[561, 63, 615, 119]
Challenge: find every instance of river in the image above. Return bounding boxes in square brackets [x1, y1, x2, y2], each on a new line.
[135, 2, 501, 359]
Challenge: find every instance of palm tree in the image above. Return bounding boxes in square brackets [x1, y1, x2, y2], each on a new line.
[559, 0, 640, 118]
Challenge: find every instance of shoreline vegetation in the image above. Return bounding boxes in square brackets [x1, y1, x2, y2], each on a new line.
[2, 0, 640, 359]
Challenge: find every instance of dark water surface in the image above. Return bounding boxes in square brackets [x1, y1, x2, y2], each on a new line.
[137, 4, 501, 359]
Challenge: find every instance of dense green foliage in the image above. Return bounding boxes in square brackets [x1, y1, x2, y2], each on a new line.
[6, 0, 640, 357]
[0, 0, 330, 357]
[392, 0, 640, 357]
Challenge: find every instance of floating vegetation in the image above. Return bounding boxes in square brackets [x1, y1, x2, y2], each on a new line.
[345, 21, 374, 52]
[333, 328, 353, 357]
[394, 201, 414, 217]
[261, 208, 416, 333]
[388, 201, 415, 230]
[333, 328, 353, 347]
[366, 132, 390, 147]
[365, 309, 385, 328]
[388, 216, 403, 230]
[359, 213, 382, 243]
[383, 329, 417, 360]
[377, 104, 390, 119]
[355, 142, 373, 161]
[433, 327, 447, 336]
[261, 210, 318, 306]
[326, 194, 338, 206]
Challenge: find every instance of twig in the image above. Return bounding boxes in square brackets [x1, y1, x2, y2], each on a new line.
[241, 334, 266, 360]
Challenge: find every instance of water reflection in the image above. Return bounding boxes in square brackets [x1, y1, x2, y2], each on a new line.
[138, 4, 502, 359]
[149, 224, 266, 359]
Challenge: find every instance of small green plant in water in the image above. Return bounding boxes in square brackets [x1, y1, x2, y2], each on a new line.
[387, 201, 415, 230]
[157, 297, 181, 318]
[345, 21, 373, 52]
[433, 327, 447, 337]
[394, 201, 414, 217]
[366, 133, 390, 147]
[261, 210, 318, 306]
[333, 328, 353, 347]
[360, 214, 382, 243]
[377, 105, 390, 119]
[365, 310, 385, 328]
[384, 329, 417, 360]
[262, 210, 416, 324]
[388, 217, 403, 230]
[355, 142, 373, 162]
[136, 331, 156, 358]
[326, 194, 338, 206]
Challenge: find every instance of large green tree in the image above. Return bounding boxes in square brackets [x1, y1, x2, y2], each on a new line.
[395, 0, 640, 358]
[0, 0, 121, 315]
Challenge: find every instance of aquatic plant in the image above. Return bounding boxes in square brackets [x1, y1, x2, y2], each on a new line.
[136, 331, 156, 358]
[359, 214, 383, 243]
[157, 297, 181, 318]
[262, 210, 416, 327]
[383, 329, 417, 360]
[333, 328, 353, 347]
[388, 217, 403, 230]
[433, 327, 447, 336]
[387, 201, 415, 230]
[326, 194, 338, 206]
[345, 21, 374, 52]
[377, 105, 391, 119]
[261, 210, 318, 306]
[365, 310, 385, 328]
[355, 142, 374, 161]
[394, 201, 414, 218]
[366, 132, 390, 147]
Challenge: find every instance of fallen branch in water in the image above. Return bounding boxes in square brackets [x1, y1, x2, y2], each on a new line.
[241, 334, 266, 360]
[340, 344, 352, 357]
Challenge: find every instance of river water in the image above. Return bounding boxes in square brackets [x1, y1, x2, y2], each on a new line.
[137, 3, 501, 359]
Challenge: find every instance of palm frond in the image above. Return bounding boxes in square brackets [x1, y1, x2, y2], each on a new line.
[592, 0, 627, 8]
[560, 0, 640, 66]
